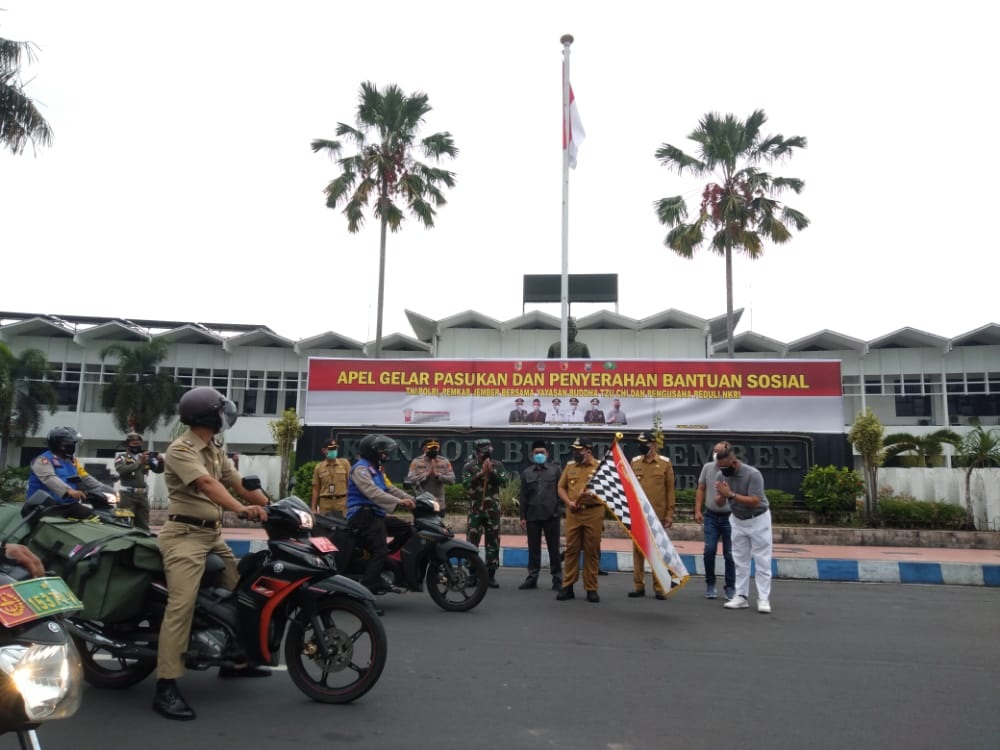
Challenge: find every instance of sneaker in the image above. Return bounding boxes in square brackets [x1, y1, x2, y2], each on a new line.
[723, 595, 749, 610]
[705, 585, 717, 600]
[724, 587, 736, 601]
[757, 599, 771, 614]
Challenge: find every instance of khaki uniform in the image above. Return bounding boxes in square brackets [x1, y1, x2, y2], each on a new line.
[312, 458, 351, 516]
[157, 430, 241, 680]
[558, 459, 603, 592]
[630, 453, 676, 594]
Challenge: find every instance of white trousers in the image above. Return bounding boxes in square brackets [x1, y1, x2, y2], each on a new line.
[731, 511, 773, 601]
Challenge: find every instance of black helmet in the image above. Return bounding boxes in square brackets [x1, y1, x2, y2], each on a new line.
[179, 387, 238, 432]
[358, 434, 396, 465]
[262, 496, 314, 541]
[47, 426, 82, 456]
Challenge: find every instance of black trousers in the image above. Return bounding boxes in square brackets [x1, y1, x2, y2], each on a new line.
[525, 516, 562, 580]
[350, 509, 412, 589]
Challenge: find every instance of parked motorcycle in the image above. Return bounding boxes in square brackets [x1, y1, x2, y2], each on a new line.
[16, 484, 388, 705]
[0, 544, 84, 749]
[312, 492, 489, 612]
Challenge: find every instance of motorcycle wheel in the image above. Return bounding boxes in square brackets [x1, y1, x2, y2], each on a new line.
[426, 549, 489, 612]
[73, 633, 156, 689]
[284, 597, 387, 704]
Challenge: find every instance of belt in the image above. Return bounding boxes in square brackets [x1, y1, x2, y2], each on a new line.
[120, 487, 147, 494]
[577, 503, 603, 509]
[706, 509, 731, 516]
[168, 514, 221, 529]
[732, 508, 768, 521]
[322, 494, 347, 499]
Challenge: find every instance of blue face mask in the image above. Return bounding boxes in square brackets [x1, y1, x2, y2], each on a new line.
[532, 453, 547, 465]
[326, 450, 338, 459]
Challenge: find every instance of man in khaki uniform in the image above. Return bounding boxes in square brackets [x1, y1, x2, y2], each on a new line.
[556, 437, 604, 603]
[153, 387, 269, 722]
[628, 430, 676, 599]
[311, 438, 351, 516]
[405, 438, 455, 511]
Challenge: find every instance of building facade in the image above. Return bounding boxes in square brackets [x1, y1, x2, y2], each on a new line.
[2, 308, 998, 467]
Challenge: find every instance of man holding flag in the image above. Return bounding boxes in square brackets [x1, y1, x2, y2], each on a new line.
[628, 431, 676, 600]
[586, 435, 690, 598]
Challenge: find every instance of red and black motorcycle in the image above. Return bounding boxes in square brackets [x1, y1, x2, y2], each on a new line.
[16, 486, 387, 704]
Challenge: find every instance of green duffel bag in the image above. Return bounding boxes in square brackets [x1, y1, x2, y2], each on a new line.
[0, 502, 28, 542]
[26, 517, 163, 623]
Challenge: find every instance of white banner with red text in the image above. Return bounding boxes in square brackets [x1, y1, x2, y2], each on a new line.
[304, 358, 844, 433]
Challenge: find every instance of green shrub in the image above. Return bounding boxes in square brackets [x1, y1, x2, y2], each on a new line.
[0, 467, 29, 503]
[800, 465, 863, 517]
[675, 488, 696, 507]
[444, 483, 469, 515]
[292, 461, 319, 502]
[878, 498, 968, 529]
[766, 489, 795, 510]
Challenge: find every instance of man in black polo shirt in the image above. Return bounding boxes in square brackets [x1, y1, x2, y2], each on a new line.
[715, 442, 773, 614]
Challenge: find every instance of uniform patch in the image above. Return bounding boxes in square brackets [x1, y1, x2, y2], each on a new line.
[39, 457, 49, 465]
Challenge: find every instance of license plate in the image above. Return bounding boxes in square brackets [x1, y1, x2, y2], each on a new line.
[310, 537, 337, 553]
[0, 576, 84, 628]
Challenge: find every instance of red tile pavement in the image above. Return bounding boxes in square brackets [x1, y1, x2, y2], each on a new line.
[183, 526, 1000, 566]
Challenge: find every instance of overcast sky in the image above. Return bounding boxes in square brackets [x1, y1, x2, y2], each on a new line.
[2, 1, 996, 346]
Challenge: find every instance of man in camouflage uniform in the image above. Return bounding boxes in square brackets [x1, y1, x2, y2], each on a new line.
[310, 438, 351, 517]
[114, 432, 164, 532]
[462, 438, 508, 588]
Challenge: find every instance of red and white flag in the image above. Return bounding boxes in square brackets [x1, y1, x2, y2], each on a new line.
[563, 85, 586, 169]
[587, 439, 690, 596]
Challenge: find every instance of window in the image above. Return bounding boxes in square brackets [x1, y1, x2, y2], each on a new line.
[895, 396, 931, 417]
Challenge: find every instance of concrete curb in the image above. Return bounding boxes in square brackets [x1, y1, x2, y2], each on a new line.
[223, 539, 1000, 587]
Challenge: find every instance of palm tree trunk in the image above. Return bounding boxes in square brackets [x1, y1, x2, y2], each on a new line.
[724, 246, 735, 358]
[374, 203, 388, 359]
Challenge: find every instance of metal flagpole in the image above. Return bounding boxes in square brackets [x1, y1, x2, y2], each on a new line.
[559, 34, 573, 358]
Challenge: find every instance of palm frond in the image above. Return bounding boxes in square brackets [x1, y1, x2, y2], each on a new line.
[781, 206, 810, 231]
[310, 138, 342, 155]
[664, 223, 704, 258]
[654, 195, 688, 227]
[654, 143, 704, 175]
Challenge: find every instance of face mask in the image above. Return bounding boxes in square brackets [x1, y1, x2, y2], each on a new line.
[479, 449, 492, 458]
[326, 450, 338, 459]
[426, 450, 439, 459]
[721, 465, 736, 477]
[532, 453, 547, 465]
[128, 445, 143, 455]
[572, 452, 584, 463]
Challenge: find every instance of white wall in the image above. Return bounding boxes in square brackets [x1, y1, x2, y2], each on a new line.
[877, 467, 1000, 531]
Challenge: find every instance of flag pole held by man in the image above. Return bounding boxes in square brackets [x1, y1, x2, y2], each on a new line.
[586, 434, 690, 595]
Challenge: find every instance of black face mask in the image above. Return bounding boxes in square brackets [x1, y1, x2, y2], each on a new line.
[572, 452, 584, 463]
[721, 465, 737, 477]
[128, 445, 143, 455]
[426, 450, 439, 459]
[479, 449, 492, 459]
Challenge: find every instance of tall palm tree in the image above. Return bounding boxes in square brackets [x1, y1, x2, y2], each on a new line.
[1, 36, 53, 155]
[312, 81, 457, 358]
[0, 343, 57, 466]
[883, 429, 963, 467]
[956, 425, 1000, 527]
[100, 340, 183, 436]
[654, 110, 809, 356]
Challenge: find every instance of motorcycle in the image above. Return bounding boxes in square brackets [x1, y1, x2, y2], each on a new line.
[0, 545, 84, 749]
[311, 492, 489, 612]
[16, 481, 388, 704]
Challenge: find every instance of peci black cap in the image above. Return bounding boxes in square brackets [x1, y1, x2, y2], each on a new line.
[531, 439, 547, 451]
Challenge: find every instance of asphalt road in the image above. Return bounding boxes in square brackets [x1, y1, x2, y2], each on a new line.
[37, 571, 1000, 750]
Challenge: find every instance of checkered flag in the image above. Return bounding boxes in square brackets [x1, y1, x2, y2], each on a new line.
[587, 440, 689, 594]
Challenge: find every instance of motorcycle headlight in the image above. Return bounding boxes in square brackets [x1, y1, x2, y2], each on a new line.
[0, 641, 83, 721]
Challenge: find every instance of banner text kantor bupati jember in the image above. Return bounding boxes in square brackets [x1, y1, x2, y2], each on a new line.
[304, 358, 844, 434]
